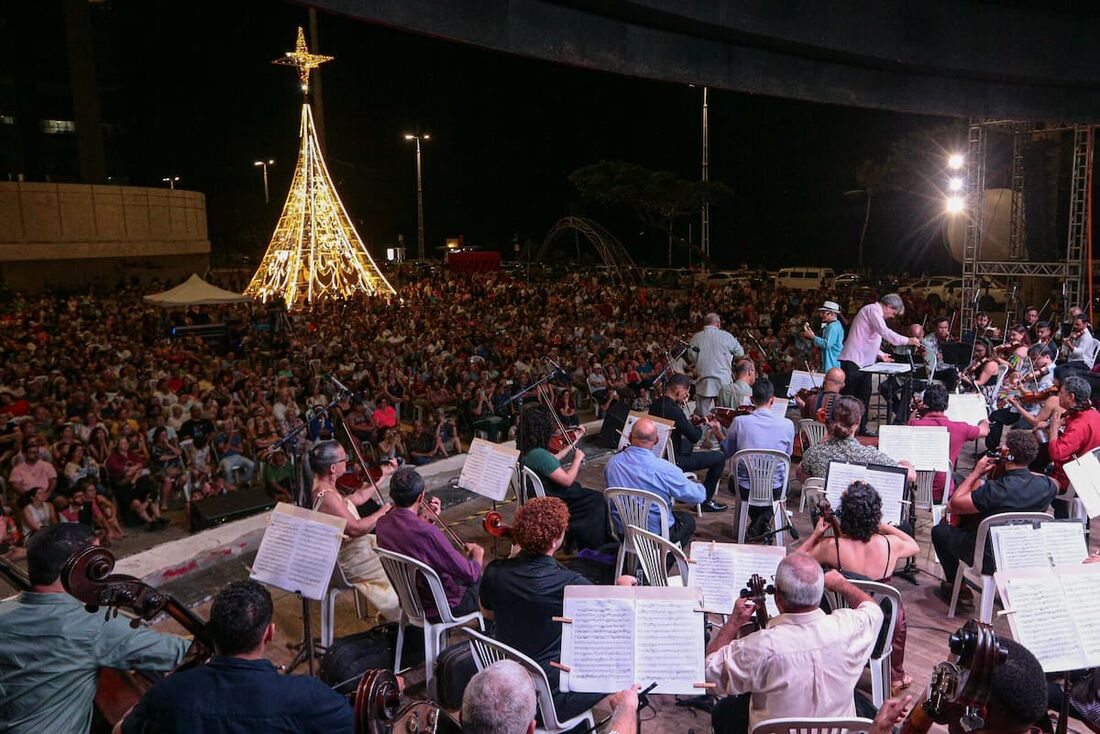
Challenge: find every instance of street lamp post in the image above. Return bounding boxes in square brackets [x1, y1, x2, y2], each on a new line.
[403, 133, 430, 260]
[162, 176, 179, 190]
[253, 159, 275, 204]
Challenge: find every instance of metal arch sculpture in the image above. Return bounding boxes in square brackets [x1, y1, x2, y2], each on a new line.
[537, 217, 641, 285]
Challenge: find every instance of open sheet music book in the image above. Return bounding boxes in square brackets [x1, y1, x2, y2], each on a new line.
[824, 461, 908, 526]
[989, 520, 1088, 571]
[560, 585, 705, 695]
[877, 425, 950, 472]
[769, 398, 791, 419]
[250, 503, 346, 601]
[617, 411, 675, 459]
[787, 370, 825, 398]
[1061, 452, 1100, 519]
[994, 564, 1100, 672]
[457, 438, 520, 502]
[689, 542, 784, 616]
[945, 393, 989, 426]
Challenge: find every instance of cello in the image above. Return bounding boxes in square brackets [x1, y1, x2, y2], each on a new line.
[61, 546, 213, 733]
[355, 669, 462, 734]
[736, 573, 775, 637]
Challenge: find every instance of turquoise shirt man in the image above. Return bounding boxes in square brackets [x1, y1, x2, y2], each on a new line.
[805, 300, 845, 372]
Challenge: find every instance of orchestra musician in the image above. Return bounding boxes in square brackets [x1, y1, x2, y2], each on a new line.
[720, 379, 795, 537]
[921, 317, 959, 390]
[838, 294, 922, 437]
[650, 374, 728, 513]
[688, 312, 745, 419]
[794, 367, 845, 423]
[705, 553, 883, 734]
[930, 430, 1057, 608]
[908, 383, 989, 502]
[800, 397, 916, 486]
[802, 300, 845, 372]
[801, 481, 918, 695]
[725, 358, 756, 410]
[1060, 313, 1099, 375]
[1034, 320, 1059, 361]
[309, 440, 401, 621]
[961, 311, 1000, 344]
[1022, 304, 1040, 343]
[478, 497, 636, 722]
[1046, 376, 1100, 518]
[958, 337, 999, 397]
[115, 580, 351, 733]
[985, 345, 1054, 454]
[605, 418, 706, 545]
[0, 524, 190, 734]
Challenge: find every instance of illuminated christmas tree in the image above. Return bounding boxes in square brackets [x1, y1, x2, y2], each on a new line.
[245, 28, 395, 308]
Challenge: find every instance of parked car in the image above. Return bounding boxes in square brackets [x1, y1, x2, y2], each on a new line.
[774, 267, 836, 290]
[901, 276, 1008, 310]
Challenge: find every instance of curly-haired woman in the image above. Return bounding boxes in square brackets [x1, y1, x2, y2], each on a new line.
[801, 480, 918, 695]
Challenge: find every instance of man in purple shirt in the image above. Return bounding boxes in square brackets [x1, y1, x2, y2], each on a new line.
[838, 293, 921, 437]
[375, 467, 485, 621]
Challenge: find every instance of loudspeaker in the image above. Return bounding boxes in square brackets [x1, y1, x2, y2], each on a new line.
[190, 486, 276, 531]
[597, 401, 631, 449]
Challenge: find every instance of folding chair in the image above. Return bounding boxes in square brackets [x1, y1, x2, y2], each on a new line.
[629, 524, 690, 587]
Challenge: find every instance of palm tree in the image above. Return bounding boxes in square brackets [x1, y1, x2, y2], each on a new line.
[845, 160, 886, 271]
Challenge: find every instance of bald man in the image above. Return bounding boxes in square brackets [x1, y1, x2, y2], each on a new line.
[705, 552, 883, 734]
[794, 367, 845, 423]
[689, 312, 745, 419]
[605, 418, 707, 545]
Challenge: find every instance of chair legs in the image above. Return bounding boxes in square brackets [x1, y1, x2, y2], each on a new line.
[947, 570, 964, 619]
[978, 577, 996, 624]
[737, 502, 750, 544]
[393, 618, 406, 674]
[870, 656, 889, 708]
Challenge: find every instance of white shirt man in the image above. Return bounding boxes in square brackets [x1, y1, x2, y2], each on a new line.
[705, 553, 882, 734]
[690, 313, 745, 417]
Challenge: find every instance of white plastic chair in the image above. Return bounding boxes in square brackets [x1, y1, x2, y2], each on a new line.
[797, 419, 827, 451]
[375, 548, 485, 700]
[731, 449, 791, 546]
[605, 487, 673, 577]
[664, 441, 702, 517]
[320, 562, 365, 650]
[799, 476, 825, 514]
[945, 511, 1053, 623]
[824, 580, 901, 707]
[752, 717, 874, 734]
[519, 465, 547, 502]
[629, 525, 690, 587]
[464, 628, 595, 734]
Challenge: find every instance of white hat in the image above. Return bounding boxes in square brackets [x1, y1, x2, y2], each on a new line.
[818, 300, 841, 314]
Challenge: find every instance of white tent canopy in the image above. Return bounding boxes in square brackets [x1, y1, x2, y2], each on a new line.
[143, 274, 249, 307]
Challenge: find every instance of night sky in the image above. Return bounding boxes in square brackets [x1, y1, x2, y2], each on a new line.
[107, 1, 963, 272]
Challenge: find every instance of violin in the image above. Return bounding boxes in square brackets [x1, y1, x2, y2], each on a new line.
[993, 341, 1021, 356]
[900, 620, 1006, 734]
[796, 387, 820, 404]
[548, 426, 584, 453]
[335, 464, 386, 496]
[355, 668, 462, 734]
[691, 405, 752, 428]
[736, 573, 774, 637]
[60, 546, 213, 733]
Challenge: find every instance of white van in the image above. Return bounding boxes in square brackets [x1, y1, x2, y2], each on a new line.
[774, 267, 835, 290]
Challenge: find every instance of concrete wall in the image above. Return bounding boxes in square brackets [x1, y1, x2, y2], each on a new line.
[0, 182, 210, 291]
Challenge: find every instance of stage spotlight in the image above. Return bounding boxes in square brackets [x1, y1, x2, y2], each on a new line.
[947, 153, 965, 170]
[948, 177, 963, 192]
[945, 196, 965, 214]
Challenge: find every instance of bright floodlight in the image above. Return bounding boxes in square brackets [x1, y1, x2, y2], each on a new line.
[948, 177, 963, 192]
[945, 195, 965, 214]
[947, 153, 965, 170]
[404, 134, 415, 140]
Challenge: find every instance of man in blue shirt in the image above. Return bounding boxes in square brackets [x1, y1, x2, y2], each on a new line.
[605, 418, 707, 545]
[720, 379, 795, 537]
[802, 300, 845, 372]
[119, 580, 352, 734]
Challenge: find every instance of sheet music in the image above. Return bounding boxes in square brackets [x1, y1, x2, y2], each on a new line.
[945, 393, 989, 426]
[561, 586, 705, 694]
[561, 587, 636, 692]
[787, 370, 825, 398]
[991, 524, 1048, 571]
[690, 542, 784, 617]
[250, 503, 346, 601]
[1040, 522, 1089, 566]
[824, 461, 907, 526]
[998, 573, 1084, 672]
[770, 398, 790, 418]
[1059, 566, 1100, 663]
[618, 411, 675, 459]
[877, 425, 950, 471]
[1062, 452, 1100, 519]
[633, 588, 706, 695]
[457, 438, 520, 502]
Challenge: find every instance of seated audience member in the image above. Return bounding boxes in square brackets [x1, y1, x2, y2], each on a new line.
[705, 552, 883, 734]
[719, 378, 796, 536]
[406, 419, 437, 466]
[214, 420, 255, 485]
[0, 524, 190, 734]
[118, 580, 351, 733]
[18, 485, 57, 537]
[461, 660, 639, 734]
[649, 374, 728, 513]
[908, 382, 989, 501]
[930, 429, 1057, 607]
[376, 466, 485, 621]
[309, 440, 400, 621]
[801, 481, 918, 694]
[8, 439, 58, 498]
[261, 448, 294, 503]
[518, 404, 609, 551]
[604, 418, 705, 546]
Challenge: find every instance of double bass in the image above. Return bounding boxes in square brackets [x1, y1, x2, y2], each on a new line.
[736, 573, 775, 637]
[355, 669, 462, 734]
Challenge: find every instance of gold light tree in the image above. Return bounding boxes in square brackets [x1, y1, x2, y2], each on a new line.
[245, 28, 395, 308]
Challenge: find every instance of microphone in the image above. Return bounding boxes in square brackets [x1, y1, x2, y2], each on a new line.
[544, 356, 570, 380]
[675, 338, 700, 353]
[325, 374, 357, 398]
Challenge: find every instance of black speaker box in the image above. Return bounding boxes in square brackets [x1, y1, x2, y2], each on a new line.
[190, 486, 275, 531]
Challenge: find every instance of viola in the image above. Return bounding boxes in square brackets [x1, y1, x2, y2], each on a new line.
[60, 546, 212, 733]
[482, 510, 512, 539]
[336, 466, 386, 496]
[900, 620, 1006, 734]
[736, 573, 774, 637]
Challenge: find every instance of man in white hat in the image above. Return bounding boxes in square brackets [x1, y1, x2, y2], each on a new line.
[802, 301, 845, 372]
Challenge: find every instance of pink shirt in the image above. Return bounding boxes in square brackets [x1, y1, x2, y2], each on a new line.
[9, 459, 57, 495]
[372, 406, 398, 429]
[838, 302, 910, 368]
